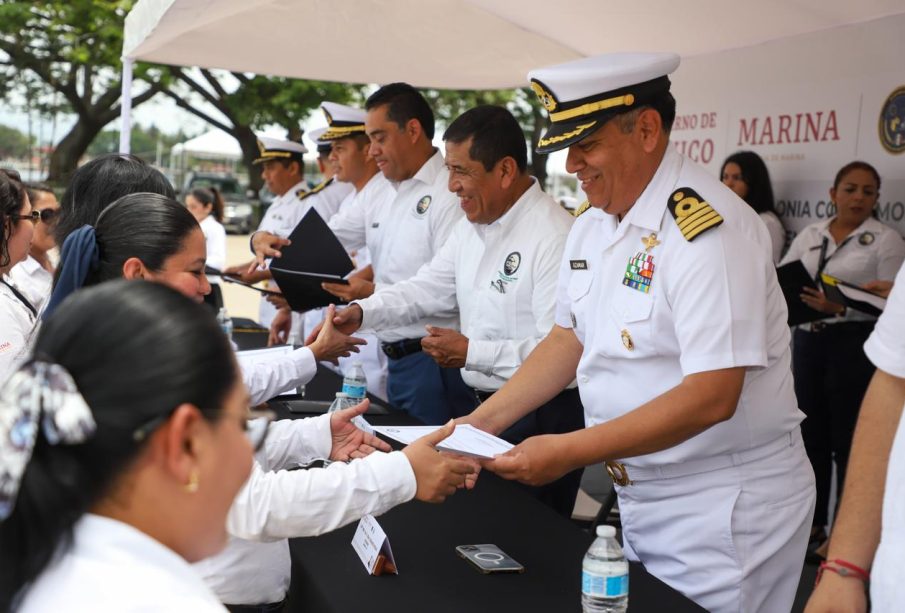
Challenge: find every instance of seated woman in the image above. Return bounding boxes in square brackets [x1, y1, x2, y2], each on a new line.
[45, 192, 361, 404]
[0, 170, 38, 384]
[44, 192, 475, 609]
[186, 186, 227, 310]
[9, 183, 59, 313]
[1, 280, 256, 611]
[780, 160, 905, 559]
[720, 150, 786, 263]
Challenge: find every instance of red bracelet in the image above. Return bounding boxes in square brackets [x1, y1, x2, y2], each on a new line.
[815, 559, 870, 586]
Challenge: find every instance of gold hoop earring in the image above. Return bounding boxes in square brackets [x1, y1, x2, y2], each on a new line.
[184, 469, 199, 494]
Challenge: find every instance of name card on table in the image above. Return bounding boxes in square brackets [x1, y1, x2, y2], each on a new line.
[351, 514, 398, 576]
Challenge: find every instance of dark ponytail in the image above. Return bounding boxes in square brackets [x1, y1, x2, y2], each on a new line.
[0, 169, 26, 269]
[0, 280, 236, 610]
[190, 186, 225, 223]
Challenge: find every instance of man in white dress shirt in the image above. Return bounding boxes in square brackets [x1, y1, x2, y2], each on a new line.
[330, 105, 585, 515]
[254, 85, 473, 424]
[462, 53, 815, 612]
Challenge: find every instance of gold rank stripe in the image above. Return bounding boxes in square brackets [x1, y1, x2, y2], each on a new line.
[538, 121, 598, 148]
[321, 124, 366, 140]
[679, 209, 723, 240]
[550, 94, 635, 123]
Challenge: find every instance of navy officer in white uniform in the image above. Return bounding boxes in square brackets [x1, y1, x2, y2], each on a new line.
[328, 105, 585, 516]
[463, 53, 815, 612]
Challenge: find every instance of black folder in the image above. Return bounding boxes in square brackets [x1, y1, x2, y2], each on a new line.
[776, 260, 828, 326]
[819, 273, 886, 317]
[268, 208, 355, 313]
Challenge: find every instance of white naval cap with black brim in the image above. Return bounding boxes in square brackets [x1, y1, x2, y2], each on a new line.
[319, 101, 367, 141]
[253, 135, 308, 164]
[528, 52, 681, 154]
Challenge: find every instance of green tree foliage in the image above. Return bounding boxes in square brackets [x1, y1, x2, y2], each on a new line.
[0, 123, 32, 159]
[87, 123, 188, 164]
[0, 0, 165, 182]
[162, 70, 366, 191]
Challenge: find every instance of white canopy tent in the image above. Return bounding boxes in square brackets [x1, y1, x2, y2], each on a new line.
[170, 129, 243, 159]
[119, 0, 905, 151]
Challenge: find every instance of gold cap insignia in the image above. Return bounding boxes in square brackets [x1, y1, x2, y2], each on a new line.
[530, 80, 558, 112]
[324, 108, 334, 125]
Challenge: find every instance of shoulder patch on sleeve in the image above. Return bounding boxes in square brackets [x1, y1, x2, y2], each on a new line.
[573, 200, 591, 217]
[667, 187, 723, 241]
[297, 177, 333, 200]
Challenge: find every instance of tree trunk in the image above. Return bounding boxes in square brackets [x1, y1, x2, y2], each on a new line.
[47, 118, 105, 183]
[235, 125, 263, 193]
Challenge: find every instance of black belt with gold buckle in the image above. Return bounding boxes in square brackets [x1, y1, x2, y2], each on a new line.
[605, 461, 632, 486]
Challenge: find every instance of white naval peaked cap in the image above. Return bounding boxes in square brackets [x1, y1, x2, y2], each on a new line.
[320, 101, 367, 141]
[528, 52, 681, 154]
[307, 127, 333, 155]
[253, 135, 307, 164]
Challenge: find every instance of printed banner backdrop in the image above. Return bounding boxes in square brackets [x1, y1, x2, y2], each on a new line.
[669, 13, 905, 242]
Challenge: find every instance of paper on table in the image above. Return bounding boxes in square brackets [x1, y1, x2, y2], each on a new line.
[235, 346, 299, 398]
[371, 424, 514, 459]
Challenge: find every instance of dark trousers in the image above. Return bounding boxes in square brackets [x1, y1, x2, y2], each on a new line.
[792, 322, 875, 527]
[489, 387, 586, 518]
[386, 350, 477, 425]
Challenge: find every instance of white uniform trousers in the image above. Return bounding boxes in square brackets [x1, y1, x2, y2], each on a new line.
[617, 429, 815, 613]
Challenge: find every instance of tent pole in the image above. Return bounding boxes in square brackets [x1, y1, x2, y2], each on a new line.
[118, 57, 134, 154]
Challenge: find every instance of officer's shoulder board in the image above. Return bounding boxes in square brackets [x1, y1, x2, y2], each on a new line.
[667, 187, 723, 241]
[573, 200, 591, 217]
[297, 177, 334, 201]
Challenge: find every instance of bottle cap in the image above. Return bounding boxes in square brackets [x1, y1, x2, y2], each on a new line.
[335, 392, 348, 398]
[596, 525, 616, 538]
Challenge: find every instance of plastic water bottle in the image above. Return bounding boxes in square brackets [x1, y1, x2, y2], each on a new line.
[581, 525, 628, 613]
[341, 361, 368, 400]
[217, 307, 233, 340]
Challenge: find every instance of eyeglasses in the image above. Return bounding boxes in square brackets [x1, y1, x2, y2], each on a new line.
[36, 208, 59, 224]
[11, 211, 40, 224]
[132, 407, 275, 452]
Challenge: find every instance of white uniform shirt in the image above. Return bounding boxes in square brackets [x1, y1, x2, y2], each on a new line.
[199, 215, 227, 283]
[358, 180, 573, 391]
[555, 147, 803, 468]
[20, 514, 225, 612]
[283, 178, 353, 233]
[195, 415, 416, 605]
[781, 217, 905, 323]
[9, 255, 53, 312]
[327, 151, 464, 342]
[863, 262, 905, 612]
[759, 210, 786, 265]
[0, 277, 38, 385]
[240, 346, 316, 406]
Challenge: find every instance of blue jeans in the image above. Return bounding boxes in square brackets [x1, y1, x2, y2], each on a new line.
[386, 351, 477, 425]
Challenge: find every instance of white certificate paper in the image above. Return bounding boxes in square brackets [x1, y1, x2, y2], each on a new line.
[371, 424, 513, 459]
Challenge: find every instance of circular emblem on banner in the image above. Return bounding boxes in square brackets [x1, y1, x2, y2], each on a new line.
[879, 86, 905, 154]
[503, 252, 521, 276]
[416, 195, 432, 215]
[859, 232, 875, 246]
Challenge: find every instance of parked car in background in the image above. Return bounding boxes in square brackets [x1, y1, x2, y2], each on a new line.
[183, 172, 260, 234]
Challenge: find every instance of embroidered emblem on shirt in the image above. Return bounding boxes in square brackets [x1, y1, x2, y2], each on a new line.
[621, 329, 634, 351]
[623, 252, 654, 293]
[415, 195, 432, 215]
[859, 232, 875, 246]
[668, 187, 723, 241]
[570, 259, 588, 270]
[503, 252, 521, 276]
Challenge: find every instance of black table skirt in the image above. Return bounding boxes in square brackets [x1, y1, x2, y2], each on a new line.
[267, 366, 704, 613]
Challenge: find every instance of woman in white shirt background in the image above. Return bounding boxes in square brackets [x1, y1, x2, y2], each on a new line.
[1, 280, 257, 612]
[186, 186, 227, 311]
[780, 160, 905, 560]
[720, 150, 787, 264]
[0, 169, 37, 385]
[9, 183, 60, 314]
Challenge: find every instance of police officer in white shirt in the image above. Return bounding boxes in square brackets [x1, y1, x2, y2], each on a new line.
[329, 105, 584, 515]
[254, 84, 472, 424]
[462, 53, 815, 612]
[223, 136, 349, 328]
[780, 161, 905, 552]
[804, 262, 905, 613]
